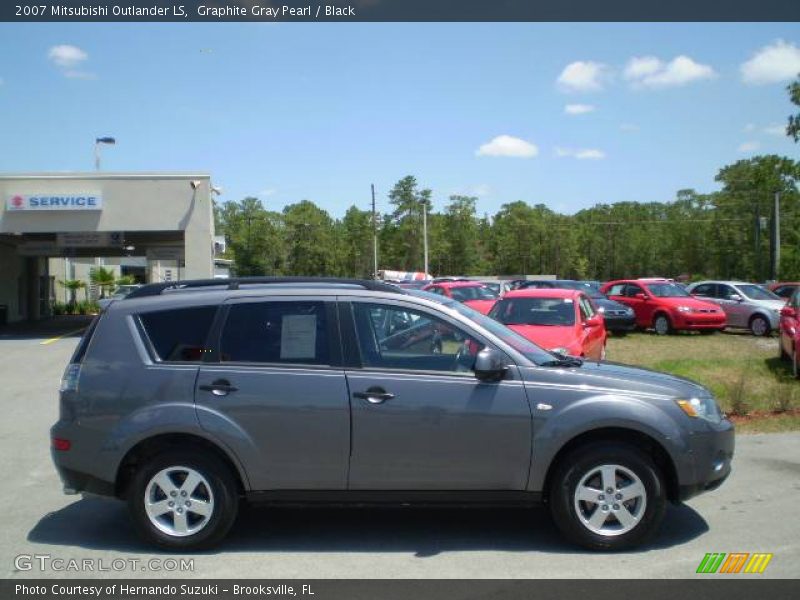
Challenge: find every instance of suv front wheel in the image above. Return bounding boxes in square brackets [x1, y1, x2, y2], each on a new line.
[549, 442, 666, 551]
[128, 451, 239, 550]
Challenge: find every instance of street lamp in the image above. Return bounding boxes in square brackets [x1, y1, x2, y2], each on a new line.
[94, 137, 116, 171]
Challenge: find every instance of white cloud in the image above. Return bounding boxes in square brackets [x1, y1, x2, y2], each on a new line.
[555, 147, 606, 160]
[564, 103, 596, 115]
[48, 44, 88, 68]
[476, 135, 538, 158]
[741, 40, 800, 85]
[557, 61, 609, 92]
[738, 141, 761, 153]
[620, 123, 639, 132]
[763, 124, 787, 136]
[624, 55, 716, 89]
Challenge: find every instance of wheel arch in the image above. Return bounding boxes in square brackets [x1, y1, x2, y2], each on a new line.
[541, 427, 680, 504]
[115, 432, 247, 499]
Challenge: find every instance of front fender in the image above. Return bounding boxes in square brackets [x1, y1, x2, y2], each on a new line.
[527, 393, 690, 493]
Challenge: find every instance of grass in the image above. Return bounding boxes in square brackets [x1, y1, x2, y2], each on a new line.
[607, 330, 800, 433]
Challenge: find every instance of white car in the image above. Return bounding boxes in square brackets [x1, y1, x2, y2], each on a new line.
[98, 284, 142, 310]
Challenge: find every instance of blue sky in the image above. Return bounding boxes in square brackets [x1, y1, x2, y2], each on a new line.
[0, 22, 798, 217]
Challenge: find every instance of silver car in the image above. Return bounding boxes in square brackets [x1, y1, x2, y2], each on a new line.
[686, 280, 785, 336]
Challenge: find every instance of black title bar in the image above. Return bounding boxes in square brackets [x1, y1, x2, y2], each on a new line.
[3, 0, 800, 22]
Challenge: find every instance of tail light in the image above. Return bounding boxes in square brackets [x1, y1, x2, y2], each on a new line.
[52, 438, 71, 451]
[59, 363, 81, 393]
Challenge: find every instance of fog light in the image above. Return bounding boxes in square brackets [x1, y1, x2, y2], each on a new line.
[52, 438, 71, 451]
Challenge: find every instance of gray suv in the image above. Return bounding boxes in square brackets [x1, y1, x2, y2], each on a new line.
[686, 280, 785, 336]
[51, 278, 734, 551]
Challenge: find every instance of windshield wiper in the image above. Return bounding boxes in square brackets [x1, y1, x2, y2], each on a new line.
[539, 355, 584, 368]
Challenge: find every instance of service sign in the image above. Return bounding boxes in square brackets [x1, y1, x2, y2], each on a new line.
[6, 193, 103, 211]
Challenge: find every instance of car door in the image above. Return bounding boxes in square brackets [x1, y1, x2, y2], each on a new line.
[578, 294, 604, 359]
[623, 283, 651, 326]
[341, 298, 532, 490]
[195, 297, 350, 490]
[717, 284, 747, 328]
[781, 290, 800, 356]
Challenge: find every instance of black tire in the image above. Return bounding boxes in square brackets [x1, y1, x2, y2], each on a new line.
[749, 314, 771, 337]
[548, 442, 666, 551]
[127, 450, 239, 551]
[699, 329, 715, 335]
[793, 348, 799, 380]
[653, 314, 671, 336]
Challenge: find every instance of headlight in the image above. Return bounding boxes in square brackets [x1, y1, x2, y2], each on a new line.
[675, 396, 723, 423]
[677, 306, 693, 313]
[597, 306, 605, 313]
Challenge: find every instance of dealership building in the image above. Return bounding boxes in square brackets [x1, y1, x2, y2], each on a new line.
[0, 172, 220, 324]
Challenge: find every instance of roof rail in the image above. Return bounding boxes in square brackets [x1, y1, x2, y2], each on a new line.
[124, 277, 402, 299]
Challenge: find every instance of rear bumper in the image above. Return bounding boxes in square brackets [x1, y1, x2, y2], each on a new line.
[678, 418, 735, 502]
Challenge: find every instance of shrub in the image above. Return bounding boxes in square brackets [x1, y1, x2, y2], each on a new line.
[773, 380, 796, 413]
[726, 369, 750, 416]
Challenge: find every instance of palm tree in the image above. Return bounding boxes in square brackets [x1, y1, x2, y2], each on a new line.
[58, 279, 86, 307]
[90, 267, 116, 298]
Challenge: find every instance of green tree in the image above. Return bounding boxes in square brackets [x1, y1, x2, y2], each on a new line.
[89, 266, 116, 298]
[216, 197, 285, 275]
[384, 176, 432, 272]
[340, 205, 375, 278]
[58, 279, 86, 307]
[283, 200, 337, 276]
[788, 75, 800, 142]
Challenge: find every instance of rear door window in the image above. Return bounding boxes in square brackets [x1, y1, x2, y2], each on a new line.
[220, 301, 330, 366]
[139, 306, 217, 362]
[692, 283, 716, 297]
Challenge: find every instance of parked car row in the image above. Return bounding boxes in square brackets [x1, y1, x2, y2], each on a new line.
[403, 276, 800, 364]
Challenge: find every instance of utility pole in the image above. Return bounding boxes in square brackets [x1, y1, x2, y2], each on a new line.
[371, 184, 378, 280]
[771, 191, 781, 281]
[421, 200, 429, 277]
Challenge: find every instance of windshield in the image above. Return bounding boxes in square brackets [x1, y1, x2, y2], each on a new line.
[449, 285, 497, 301]
[407, 291, 554, 365]
[490, 298, 576, 326]
[646, 282, 690, 298]
[737, 284, 781, 301]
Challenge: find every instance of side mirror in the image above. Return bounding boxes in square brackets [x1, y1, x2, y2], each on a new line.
[584, 314, 603, 328]
[730, 294, 743, 302]
[473, 348, 508, 382]
[781, 306, 796, 318]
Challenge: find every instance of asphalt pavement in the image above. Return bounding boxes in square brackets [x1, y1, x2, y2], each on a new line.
[1, 321, 798, 579]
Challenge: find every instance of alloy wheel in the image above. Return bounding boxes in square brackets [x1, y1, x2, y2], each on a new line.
[751, 316, 768, 337]
[144, 466, 215, 537]
[654, 316, 669, 335]
[573, 464, 647, 537]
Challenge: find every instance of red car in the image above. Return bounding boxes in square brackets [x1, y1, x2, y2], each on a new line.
[422, 280, 497, 315]
[488, 288, 607, 360]
[601, 279, 726, 335]
[779, 289, 800, 377]
[768, 281, 800, 300]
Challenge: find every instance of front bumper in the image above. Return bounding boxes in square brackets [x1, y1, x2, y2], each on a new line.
[671, 312, 727, 330]
[602, 314, 637, 332]
[678, 418, 735, 501]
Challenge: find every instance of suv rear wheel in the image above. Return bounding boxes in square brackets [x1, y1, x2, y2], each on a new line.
[128, 451, 239, 550]
[549, 442, 666, 551]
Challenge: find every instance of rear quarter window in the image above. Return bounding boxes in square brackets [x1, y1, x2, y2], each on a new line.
[139, 306, 217, 362]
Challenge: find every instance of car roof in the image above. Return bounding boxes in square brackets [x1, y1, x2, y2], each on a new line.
[503, 288, 582, 299]
[430, 280, 485, 288]
[689, 280, 756, 286]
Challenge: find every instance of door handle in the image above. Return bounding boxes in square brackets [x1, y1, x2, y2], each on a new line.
[353, 387, 395, 404]
[199, 379, 238, 397]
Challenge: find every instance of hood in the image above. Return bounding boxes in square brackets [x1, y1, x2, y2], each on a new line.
[592, 297, 631, 312]
[657, 296, 720, 310]
[519, 360, 710, 400]
[508, 324, 580, 353]
[748, 298, 786, 311]
[463, 299, 496, 315]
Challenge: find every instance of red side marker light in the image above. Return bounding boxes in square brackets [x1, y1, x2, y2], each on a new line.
[52, 438, 71, 451]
